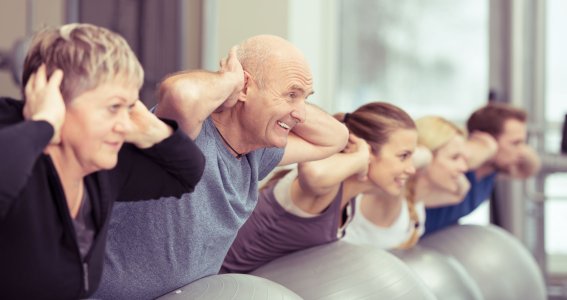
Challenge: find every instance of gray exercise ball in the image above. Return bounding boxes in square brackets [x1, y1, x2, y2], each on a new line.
[393, 246, 483, 300]
[156, 273, 302, 300]
[419, 224, 546, 300]
[251, 241, 437, 300]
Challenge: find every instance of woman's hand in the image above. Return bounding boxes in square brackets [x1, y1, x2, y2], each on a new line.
[23, 64, 65, 144]
[125, 100, 173, 148]
[344, 134, 371, 181]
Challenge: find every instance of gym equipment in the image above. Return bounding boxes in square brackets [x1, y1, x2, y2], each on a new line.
[251, 241, 437, 300]
[419, 224, 546, 300]
[157, 273, 302, 300]
[393, 246, 483, 300]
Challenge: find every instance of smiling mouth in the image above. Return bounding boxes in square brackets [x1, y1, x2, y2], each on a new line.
[277, 121, 291, 130]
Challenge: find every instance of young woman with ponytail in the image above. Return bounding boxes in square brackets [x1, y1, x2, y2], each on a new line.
[221, 102, 418, 273]
[343, 116, 470, 249]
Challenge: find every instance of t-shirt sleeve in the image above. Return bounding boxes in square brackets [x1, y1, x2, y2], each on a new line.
[257, 147, 285, 181]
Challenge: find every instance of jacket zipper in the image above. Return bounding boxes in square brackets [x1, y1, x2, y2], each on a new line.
[83, 262, 89, 292]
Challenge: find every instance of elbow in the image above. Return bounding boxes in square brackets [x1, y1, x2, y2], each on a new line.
[337, 123, 349, 150]
[297, 162, 328, 192]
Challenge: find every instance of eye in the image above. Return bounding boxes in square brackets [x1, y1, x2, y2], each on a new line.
[288, 92, 297, 99]
[108, 103, 122, 113]
[399, 152, 411, 161]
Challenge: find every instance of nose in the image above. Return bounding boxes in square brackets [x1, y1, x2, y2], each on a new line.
[405, 161, 416, 175]
[290, 100, 307, 124]
[457, 157, 468, 172]
[114, 111, 134, 134]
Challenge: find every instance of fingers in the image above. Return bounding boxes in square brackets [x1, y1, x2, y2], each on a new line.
[228, 45, 238, 59]
[47, 69, 64, 89]
[25, 72, 36, 96]
[34, 64, 47, 90]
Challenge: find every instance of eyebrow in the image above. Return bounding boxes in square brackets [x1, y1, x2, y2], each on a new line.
[290, 84, 315, 97]
[112, 95, 137, 106]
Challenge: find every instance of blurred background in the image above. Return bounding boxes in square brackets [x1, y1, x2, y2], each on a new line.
[1, 0, 567, 297]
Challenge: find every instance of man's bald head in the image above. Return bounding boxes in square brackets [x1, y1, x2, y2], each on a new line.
[237, 34, 308, 89]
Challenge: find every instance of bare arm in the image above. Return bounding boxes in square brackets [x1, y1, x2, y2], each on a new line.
[278, 104, 349, 166]
[155, 47, 244, 139]
[465, 131, 498, 170]
[504, 145, 541, 178]
[423, 173, 471, 208]
[297, 134, 370, 196]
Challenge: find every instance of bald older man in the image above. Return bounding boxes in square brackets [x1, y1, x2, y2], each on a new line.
[94, 35, 349, 299]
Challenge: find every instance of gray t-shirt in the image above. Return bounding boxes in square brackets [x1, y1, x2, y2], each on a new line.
[94, 118, 284, 300]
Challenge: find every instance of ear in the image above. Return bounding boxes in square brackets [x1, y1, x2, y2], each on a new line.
[239, 70, 252, 102]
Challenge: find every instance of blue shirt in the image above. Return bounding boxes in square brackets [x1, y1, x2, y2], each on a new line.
[424, 171, 497, 235]
[94, 118, 284, 300]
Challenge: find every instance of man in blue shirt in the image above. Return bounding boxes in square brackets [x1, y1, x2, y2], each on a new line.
[425, 103, 540, 234]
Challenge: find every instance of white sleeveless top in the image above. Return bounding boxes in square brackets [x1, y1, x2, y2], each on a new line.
[343, 194, 425, 250]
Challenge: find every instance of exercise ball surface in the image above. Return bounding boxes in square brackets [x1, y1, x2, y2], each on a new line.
[157, 273, 302, 300]
[251, 241, 437, 300]
[393, 246, 483, 300]
[419, 224, 546, 300]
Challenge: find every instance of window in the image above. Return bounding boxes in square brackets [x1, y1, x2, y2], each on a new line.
[336, 0, 489, 121]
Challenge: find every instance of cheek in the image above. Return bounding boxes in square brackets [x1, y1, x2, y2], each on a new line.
[369, 160, 396, 186]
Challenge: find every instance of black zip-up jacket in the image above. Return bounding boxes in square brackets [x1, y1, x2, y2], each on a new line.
[0, 97, 205, 299]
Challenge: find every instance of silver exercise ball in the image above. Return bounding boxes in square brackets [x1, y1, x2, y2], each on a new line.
[393, 246, 483, 300]
[157, 273, 302, 300]
[419, 224, 546, 300]
[251, 241, 437, 300]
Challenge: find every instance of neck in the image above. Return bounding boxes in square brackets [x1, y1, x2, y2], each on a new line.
[360, 192, 403, 227]
[211, 110, 260, 157]
[45, 145, 86, 218]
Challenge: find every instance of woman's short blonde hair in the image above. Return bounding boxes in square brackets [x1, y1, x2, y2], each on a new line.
[415, 116, 465, 152]
[22, 23, 143, 102]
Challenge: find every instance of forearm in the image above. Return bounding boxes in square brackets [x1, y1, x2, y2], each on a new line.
[0, 121, 53, 217]
[280, 104, 348, 165]
[465, 137, 498, 170]
[156, 70, 240, 139]
[296, 104, 348, 151]
[298, 152, 365, 194]
[113, 124, 205, 201]
[509, 146, 541, 178]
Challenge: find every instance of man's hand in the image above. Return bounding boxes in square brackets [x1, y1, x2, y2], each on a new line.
[216, 46, 245, 112]
[23, 64, 65, 144]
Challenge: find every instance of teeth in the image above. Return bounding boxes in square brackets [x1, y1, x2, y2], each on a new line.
[277, 121, 290, 129]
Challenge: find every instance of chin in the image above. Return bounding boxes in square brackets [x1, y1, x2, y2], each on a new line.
[98, 158, 119, 171]
[270, 137, 288, 149]
[386, 187, 403, 197]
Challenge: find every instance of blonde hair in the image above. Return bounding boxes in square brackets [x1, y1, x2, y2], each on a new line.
[398, 116, 465, 249]
[22, 23, 143, 102]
